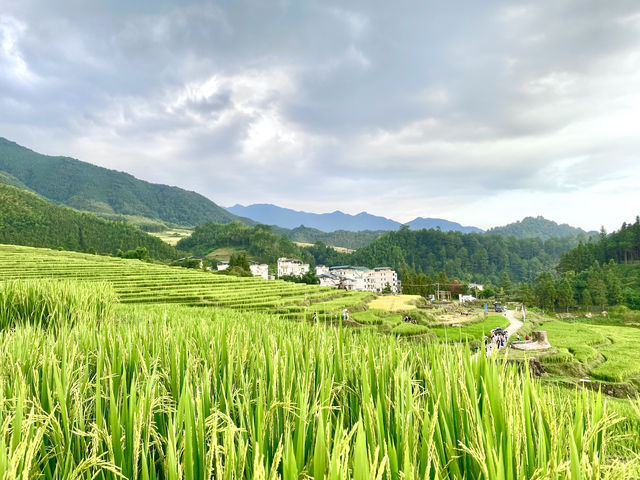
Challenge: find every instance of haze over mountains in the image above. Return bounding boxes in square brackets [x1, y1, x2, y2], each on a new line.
[226, 204, 484, 233]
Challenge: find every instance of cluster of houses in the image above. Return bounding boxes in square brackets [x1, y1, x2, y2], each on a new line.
[216, 257, 400, 294]
[277, 257, 399, 293]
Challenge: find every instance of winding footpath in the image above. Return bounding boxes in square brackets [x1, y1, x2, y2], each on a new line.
[504, 308, 524, 338]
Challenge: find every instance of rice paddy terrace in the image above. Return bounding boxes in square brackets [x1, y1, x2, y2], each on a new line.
[0, 244, 371, 319]
[1, 243, 640, 477]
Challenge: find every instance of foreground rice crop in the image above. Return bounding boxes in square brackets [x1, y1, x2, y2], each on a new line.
[0, 298, 638, 478]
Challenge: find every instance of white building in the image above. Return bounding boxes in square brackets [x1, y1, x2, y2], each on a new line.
[315, 265, 330, 276]
[468, 283, 484, 291]
[250, 263, 269, 280]
[217, 261, 229, 271]
[329, 266, 369, 291]
[459, 294, 476, 303]
[364, 267, 399, 293]
[277, 257, 310, 278]
[318, 273, 341, 288]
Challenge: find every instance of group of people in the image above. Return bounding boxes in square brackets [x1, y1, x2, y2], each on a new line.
[485, 329, 508, 353]
[402, 314, 417, 324]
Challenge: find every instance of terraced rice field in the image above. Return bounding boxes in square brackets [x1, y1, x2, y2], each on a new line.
[0, 245, 370, 318]
[538, 319, 640, 382]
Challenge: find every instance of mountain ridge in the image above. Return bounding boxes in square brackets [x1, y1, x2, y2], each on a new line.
[487, 215, 598, 240]
[226, 203, 483, 233]
[0, 137, 251, 227]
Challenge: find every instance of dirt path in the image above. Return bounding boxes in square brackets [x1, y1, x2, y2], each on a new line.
[481, 308, 524, 357]
[504, 308, 523, 338]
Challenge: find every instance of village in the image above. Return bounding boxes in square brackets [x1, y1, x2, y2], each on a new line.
[216, 257, 400, 294]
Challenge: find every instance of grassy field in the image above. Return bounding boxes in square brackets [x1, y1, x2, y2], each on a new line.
[368, 294, 422, 311]
[149, 228, 192, 246]
[294, 241, 354, 253]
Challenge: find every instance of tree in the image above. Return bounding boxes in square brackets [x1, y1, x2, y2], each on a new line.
[517, 282, 535, 307]
[225, 253, 252, 277]
[501, 272, 513, 295]
[555, 276, 574, 312]
[582, 288, 593, 308]
[534, 272, 556, 311]
[587, 267, 607, 309]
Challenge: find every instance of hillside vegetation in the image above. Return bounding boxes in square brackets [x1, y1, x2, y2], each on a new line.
[273, 225, 386, 250]
[0, 184, 179, 260]
[0, 137, 248, 227]
[488, 215, 596, 240]
[307, 227, 583, 285]
[553, 217, 640, 309]
[178, 221, 316, 265]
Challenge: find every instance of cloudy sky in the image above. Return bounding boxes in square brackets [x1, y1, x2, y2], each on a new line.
[1, 0, 639, 231]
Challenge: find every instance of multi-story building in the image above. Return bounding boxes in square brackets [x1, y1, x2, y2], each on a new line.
[329, 265, 369, 291]
[315, 265, 330, 276]
[317, 273, 341, 288]
[277, 257, 309, 278]
[364, 267, 399, 293]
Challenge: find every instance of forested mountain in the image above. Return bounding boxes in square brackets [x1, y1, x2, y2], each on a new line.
[271, 225, 386, 250]
[0, 184, 179, 260]
[306, 227, 583, 285]
[405, 217, 483, 233]
[0, 137, 250, 227]
[488, 216, 596, 240]
[177, 222, 315, 265]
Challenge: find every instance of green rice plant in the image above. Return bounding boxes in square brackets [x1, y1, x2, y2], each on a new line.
[541, 348, 574, 364]
[390, 322, 431, 336]
[0, 279, 116, 330]
[430, 315, 509, 342]
[0, 302, 637, 478]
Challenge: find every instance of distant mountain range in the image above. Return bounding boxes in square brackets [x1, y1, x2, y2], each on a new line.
[226, 204, 484, 234]
[0, 137, 250, 227]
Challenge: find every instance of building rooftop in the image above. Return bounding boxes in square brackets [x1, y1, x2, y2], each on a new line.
[330, 265, 369, 271]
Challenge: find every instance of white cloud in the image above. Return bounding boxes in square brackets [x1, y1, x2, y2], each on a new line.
[1, 0, 639, 231]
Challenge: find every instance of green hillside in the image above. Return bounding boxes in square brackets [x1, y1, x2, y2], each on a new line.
[488, 215, 597, 240]
[0, 183, 180, 260]
[304, 227, 584, 285]
[0, 137, 248, 227]
[177, 221, 315, 265]
[272, 224, 385, 249]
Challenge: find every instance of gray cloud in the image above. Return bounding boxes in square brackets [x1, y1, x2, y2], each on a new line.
[0, 0, 639, 230]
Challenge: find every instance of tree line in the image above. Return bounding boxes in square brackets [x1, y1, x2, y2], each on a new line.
[531, 218, 640, 310]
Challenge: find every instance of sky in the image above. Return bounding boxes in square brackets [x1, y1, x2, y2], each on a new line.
[1, 0, 639, 231]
